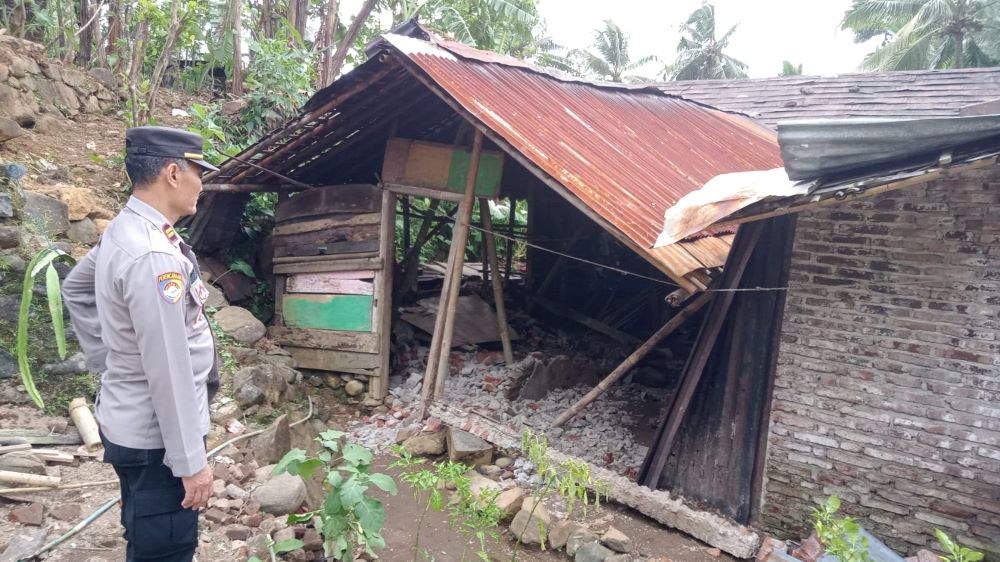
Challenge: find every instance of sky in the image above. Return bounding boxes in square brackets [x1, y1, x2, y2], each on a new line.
[538, 0, 881, 78]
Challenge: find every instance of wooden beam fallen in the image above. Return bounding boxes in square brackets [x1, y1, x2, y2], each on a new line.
[480, 197, 514, 364]
[429, 403, 762, 559]
[551, 291, 713, 428]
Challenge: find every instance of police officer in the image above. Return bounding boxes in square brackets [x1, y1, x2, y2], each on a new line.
[62, 126, 220, 562]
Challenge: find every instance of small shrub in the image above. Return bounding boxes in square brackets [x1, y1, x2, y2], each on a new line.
[811, 495, 870, 562]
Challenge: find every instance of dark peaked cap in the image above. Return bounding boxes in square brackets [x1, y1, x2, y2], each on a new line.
[125, 126, 220, 172]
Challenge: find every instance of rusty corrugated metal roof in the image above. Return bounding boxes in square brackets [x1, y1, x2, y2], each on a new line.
[381, 33, 782, 289]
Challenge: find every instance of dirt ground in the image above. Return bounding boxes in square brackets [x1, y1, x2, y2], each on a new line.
[0, 400, 738, 562]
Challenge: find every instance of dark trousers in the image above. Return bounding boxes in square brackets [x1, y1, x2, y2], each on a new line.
[101, 434, 199, 562]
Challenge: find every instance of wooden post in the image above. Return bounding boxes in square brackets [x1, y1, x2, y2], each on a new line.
[504, 198, 516, 283]
[0, 470, 61, 487]
[551, 292, 713, 428]
[432, 130, 484, 398]
[370, 189, 396, 400]
[402, 195, 411, 254]
[69, 398, 101, 451]
[479, 197, 514, 363]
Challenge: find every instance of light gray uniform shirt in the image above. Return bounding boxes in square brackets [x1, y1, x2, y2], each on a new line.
[62, 196, 215, 477]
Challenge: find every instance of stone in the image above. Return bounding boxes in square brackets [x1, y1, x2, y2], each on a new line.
[252, 472, 307, 515]
[9, 502, 44, 525]
[495, 487, 526, 517]
[250, 414, 291, 465]
[791, 532, 824, 562]
[575, 541, 615, 562]
[707, 548, 722, 557]
[34, 80, 80, 113]
[567, 529, 600, 556]
[66, 217, 99, 244]
[447, 427, 493, 466]
[224, 525, 251, 541]
[302, 528, 322, 551]
[510, 504, 550, 546]
[911, 550, 940, 562]
[43, 351, 87, 376]
[31, 114, 67, 135]
[272, 526, 296, 544]
[0, 528, 47, 561]
[495, 457, 514, 469]
[324, 374, 343, 389]
[550, 520, 587, 550]
[0, 193, 13, 218]
[469, 472, 502, 500]
[221, 99, 248, 116]
[247, 533, 272, 560]
[232, 364, 291, 407]
[0, 225, 19, 249]
[287, 549, 308, 562]
[230, 347, 259, 363]
[0, 116, 23, 142]
[88, 68, 118, 90]
[24, 191, 70, 236]
[40, 63, 61, 81]
[755, 538, 788, 562]
[227, 483, 249, 499]
[606, 556, 629, 562]
[204, 508, 230, 525]
[0, 346, 18, 379]
[0, 83, 38, 126]
[205, 283, 228, 308]
[211, 402, 241, 424]
[9, 55, 27, 78]
[401, 430, 446, 456]
[213, 479, 226, 496]
[214, 306, 266, 344]
[61, 68, 86, 88]
[92, 218, 111, 235]
[345, 379, 365, 397]
[260, 353, 296, 370]
[82, 95, 100, 113]
[601, 526, 632, 553]
[0, 451, 47, 475]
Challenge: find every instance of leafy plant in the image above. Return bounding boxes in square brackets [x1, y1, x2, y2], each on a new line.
[17, 248, 76, 409]
[274, 430, 397, 561]
[935, 529, 984, 562]
[811, 496, 871, 562]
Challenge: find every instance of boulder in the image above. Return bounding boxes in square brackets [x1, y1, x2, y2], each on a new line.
[495, 487, 526, 517]
[575, 541, 615, 562]
[0, 225, 19, 249]
[0, 452, 47, 475]
[82, 95, 100, 113]
[601, 526, 632, 553]
[42, 351, 87, 376]
[401, 430, 446, 456]
[0, 347, 19, 378]
[510, 499, 551, 547]
[24, 191, 70, 236]
[251, 472, 306, 515]
[61, 68, 86, 88]
[32, 114, 68, 135]
[468, 472, 501, 500]
[550, 520, 587, 550]
[213, 306, 266, 345]
[446, 427, 493, 466]
[0, 116, 24, 142]
[495, 456, 514, 469]
[567, 529, 600, 556]
[205, 283, 228, 308]
[221, 99, 248, 116]
[232, 364, 291, 408]
[249, 414, 291, 465]
[88, 67, 118, 90]
[0, 83, 38, 126]
[34, 80, 80, 113]
[66, 218, 100, 244]
[0, 193, 13, 218]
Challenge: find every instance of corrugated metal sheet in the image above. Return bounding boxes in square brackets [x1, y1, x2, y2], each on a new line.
[381, 33, 782, 288]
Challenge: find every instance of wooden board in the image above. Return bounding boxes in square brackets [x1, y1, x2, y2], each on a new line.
[273, 213, 381, 236]
[400, 295, 519, 347]
[283, 346, 379, 375]
[274, 239, 380, 258]
[274, 257, 382, 275]
[273, 223, 380, 247]
[283, 293, 374, 331]
[276, 184, 381, 222]
[268, 326, 380, 353]
[287, 273, 375, 295]
[382, 138, 503, 198]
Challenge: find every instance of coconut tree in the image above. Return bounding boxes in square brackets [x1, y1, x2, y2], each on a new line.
[781, 61, 803, 75]
[572, 19, 657, 82]
[666, 1, 748, 81]
[841, 0, 1000, 69]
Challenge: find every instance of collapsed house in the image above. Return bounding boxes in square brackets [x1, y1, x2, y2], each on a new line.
[187, 22, 1000, 561]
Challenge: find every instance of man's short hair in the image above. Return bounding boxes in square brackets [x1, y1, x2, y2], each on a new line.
[125, 155, 187, 189]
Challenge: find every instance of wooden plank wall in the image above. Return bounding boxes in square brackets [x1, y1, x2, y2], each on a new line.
[268, 184, 394, 399]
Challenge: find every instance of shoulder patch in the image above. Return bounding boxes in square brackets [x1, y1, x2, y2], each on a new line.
[162, 223, 180, 245]
[157, 272, 185, 303]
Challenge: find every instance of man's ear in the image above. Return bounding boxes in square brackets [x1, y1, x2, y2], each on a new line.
[163, 162, 182, 187]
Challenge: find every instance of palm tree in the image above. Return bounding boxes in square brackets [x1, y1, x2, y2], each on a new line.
[841, 0, 1000, 70]
[387, 0, 539, 56]
[572, 20, 656, 82]
[666, 1, 747, 81]
[781, 61, 803, 76]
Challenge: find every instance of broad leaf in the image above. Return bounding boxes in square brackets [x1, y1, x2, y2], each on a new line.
[322, 488, 342, 515]
[355, 496, 386, 534]
[342, 443, 373, 467]
[273, 448, 307, 475]
[369, 473, 397, 495]
[340, 474, 368, 507]
[297, 458, 324, 479]
[273, 538, 304, 553]
[286, 511, 316, 525]
[45, 263, 67, 359]
[326, 469, 343, 487]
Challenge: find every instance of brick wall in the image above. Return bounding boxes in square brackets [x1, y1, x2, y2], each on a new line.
[761, 165, 1000, 557]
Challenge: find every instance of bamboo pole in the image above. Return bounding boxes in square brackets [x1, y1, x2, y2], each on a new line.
[69, 398, 102, 451]
[551, 292, 713, 428]
[0, 470, 61, 487]
[479, 197, 514, 364]
[0, 478, 118, 495]
[433, 130, 484, 398]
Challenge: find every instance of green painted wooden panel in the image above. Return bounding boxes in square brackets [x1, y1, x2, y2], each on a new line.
[283, 294, 373, 331]
[446, 150, 503, 197]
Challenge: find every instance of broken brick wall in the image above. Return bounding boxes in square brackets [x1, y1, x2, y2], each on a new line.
[760, 165, 1000, 557]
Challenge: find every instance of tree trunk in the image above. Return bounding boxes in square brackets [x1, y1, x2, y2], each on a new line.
[127, 19, 149, 126]
[327, 0, 377, 80]
[261, 0, 274, 39]
[140, 0, 188, 124]
[76, 0, 93, 67]
[287, 0, 308, 45]
[94, 2, 107, 67]
[107, 0, 123, 72]
[318, 0, 341, 87]
[232, 0, 244, 95]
